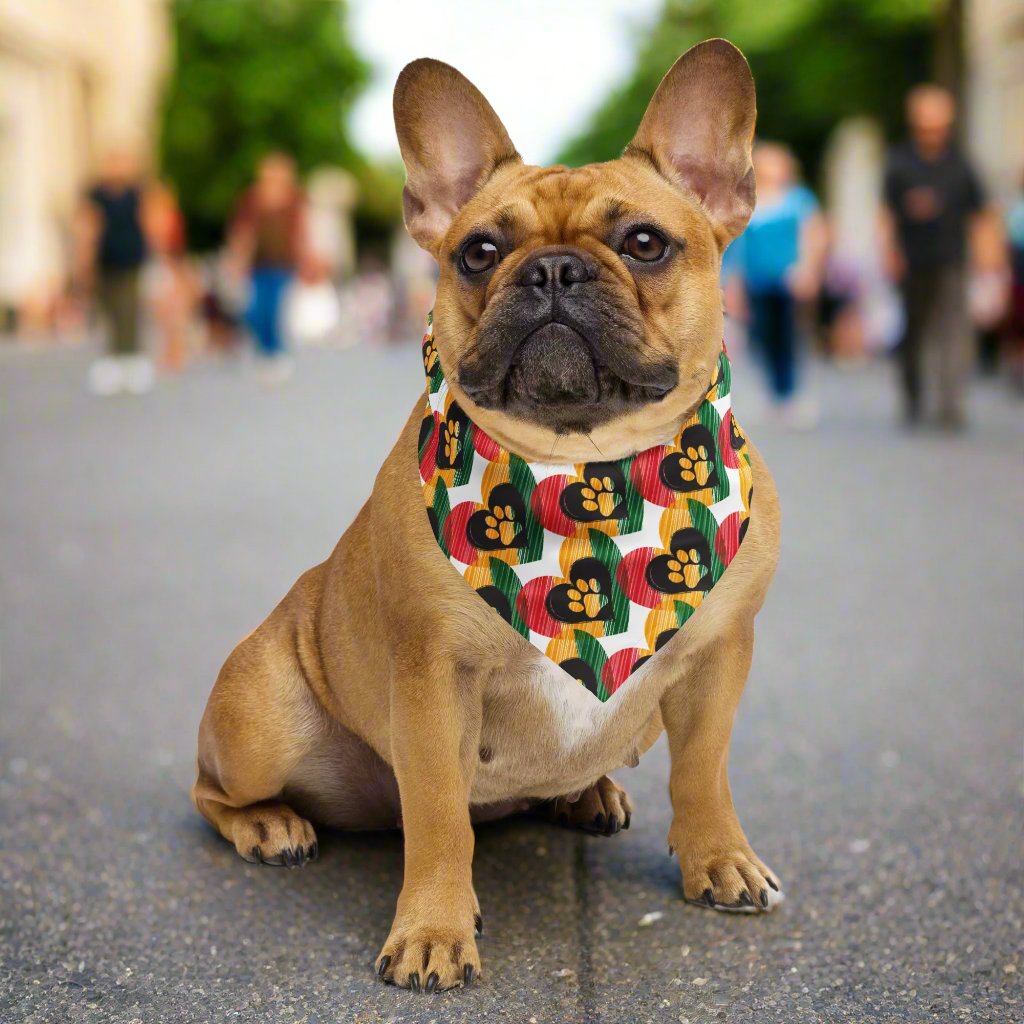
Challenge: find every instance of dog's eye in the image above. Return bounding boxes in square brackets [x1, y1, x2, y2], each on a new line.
[460, 239, 500, 274]
[621, 229, 667, 263]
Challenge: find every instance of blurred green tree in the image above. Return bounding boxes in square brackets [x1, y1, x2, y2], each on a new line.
[557, 0, 942, 185]
[160, 0, 390, 251]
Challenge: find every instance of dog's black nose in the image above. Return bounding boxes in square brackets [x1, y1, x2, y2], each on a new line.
[518, 249, 594, 289]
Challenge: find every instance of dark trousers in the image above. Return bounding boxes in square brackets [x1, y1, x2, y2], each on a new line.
[899, 264, 970, 423]
[97, 268, 141, 356]
[749, 288, 797, 401]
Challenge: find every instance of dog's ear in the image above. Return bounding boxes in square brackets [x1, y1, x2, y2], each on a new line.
[393, 59, 520, 254]
[626, 39, 756, 245]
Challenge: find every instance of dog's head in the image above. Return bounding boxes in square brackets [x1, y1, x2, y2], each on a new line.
[394, 39, 756, 461]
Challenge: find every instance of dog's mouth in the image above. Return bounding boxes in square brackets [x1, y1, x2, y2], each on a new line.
[459, 318, 677, 434]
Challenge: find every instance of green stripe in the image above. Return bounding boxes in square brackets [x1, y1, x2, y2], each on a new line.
[587, 528, 629, 635]
[489, 557, 529, 638]
[686, 498, 726, 585]
[616, 456, 645, 534]
[573, 628, 610, 702]
[432, 478, 451, 558]
[508, 455, 544, 562]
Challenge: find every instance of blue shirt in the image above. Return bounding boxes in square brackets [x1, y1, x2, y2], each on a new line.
[724, 185, 818, 294]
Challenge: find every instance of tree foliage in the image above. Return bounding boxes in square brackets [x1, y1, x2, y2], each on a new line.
[159, 0, 370, 250]
[557, 0, 941, 184]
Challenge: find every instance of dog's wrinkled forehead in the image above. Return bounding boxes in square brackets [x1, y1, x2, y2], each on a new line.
[451, 160, 715, 268]
[459, 164, 680, 242]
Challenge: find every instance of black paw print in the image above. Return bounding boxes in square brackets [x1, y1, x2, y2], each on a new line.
[560, 461, 627, 522]
[436, 403, 469, 470]
[547, 558, 614, 624]
[646, 528, 712, 594]
[466, 484, 527, 551]
[659, 425, 719, 493]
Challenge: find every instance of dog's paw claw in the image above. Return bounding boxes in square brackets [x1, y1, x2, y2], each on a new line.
[231, 804, 317, 868]
[676, 841, 783, 914]
[541, 776, 633, 837]
[376, 914, 481, 991]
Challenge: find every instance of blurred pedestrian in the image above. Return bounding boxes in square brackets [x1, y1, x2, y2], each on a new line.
[76, 148, 154, 396]
[879, 85, 988, 429]
[723, 141, 827, 427]
[1005, 173, 1024, 391]
[143, 182, 199, 373]
[228, 152, 309, 385]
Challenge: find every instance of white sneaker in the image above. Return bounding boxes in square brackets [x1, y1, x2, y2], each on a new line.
[256, 356, 294, 388]
[123, 356, 155, 395]
[88, 357, 124, 396]
[777, 396, 819, 431]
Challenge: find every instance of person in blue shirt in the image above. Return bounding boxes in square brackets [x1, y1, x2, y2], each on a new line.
[724, 142, 827, 426]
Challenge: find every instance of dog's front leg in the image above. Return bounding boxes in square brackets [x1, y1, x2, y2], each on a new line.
[376, 659, 482, 992]
[661, 624, 782, 912]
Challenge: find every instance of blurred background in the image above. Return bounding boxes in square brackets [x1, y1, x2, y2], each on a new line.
[2, 2, 1022, 1021]
[1, 0, 1022, 390]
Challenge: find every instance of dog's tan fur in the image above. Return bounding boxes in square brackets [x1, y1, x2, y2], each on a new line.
[193, 39, 781, 992]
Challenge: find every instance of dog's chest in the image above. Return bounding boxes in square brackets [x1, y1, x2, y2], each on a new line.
[469, 647, 666, 805]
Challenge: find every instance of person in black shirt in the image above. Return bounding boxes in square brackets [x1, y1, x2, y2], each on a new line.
[77, 149, 153, 395]
[880, 85, 986, 428]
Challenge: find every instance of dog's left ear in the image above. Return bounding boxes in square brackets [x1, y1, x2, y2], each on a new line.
[626, 39, 756, 245]
[393, 59, 520, 255]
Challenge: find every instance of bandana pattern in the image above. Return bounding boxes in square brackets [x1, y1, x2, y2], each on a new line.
[418, 313, 753, 702]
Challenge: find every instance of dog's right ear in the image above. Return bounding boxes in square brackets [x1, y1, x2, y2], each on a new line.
[626, 39, 757, 246]
[393, 59, 520, 255]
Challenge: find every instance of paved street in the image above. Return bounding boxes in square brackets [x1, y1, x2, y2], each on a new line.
[1, 339, 1021, 1024]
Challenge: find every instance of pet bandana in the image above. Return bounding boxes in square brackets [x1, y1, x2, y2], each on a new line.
[418, 313, 753, 702]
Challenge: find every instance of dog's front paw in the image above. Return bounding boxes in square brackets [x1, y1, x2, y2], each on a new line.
[376, 897, 481, 992]
[669, 823, 782, 912]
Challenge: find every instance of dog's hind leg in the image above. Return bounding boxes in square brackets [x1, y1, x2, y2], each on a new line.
[192, 621, 321, 867]
[538, 775, 634, 836]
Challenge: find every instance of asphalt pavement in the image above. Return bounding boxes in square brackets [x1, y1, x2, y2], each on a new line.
[1, 338, 1021, 1024]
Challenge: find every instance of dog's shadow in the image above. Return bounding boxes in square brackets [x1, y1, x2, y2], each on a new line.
[181, 807, 596, 963]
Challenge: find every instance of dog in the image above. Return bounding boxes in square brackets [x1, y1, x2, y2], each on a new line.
[192, 38, 782, 993]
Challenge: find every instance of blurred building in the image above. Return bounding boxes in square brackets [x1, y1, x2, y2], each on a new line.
[966, 0, 1024, 206]
[0, 0, 168, 327]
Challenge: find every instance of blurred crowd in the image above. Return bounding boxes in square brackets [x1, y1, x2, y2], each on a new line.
[723, 84, 1022, 432]
[69, 149, 436, 395]
[50, 83, 1024, 429]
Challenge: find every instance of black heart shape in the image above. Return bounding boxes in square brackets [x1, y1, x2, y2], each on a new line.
[559, 657, 600, 696]
[646, 527, 712, 594]
[418, 414, 435, 457]
[466, 483, 528, 551]
[659, 424, 719, 492]
[435, 401, 470, 470]
[729, 413, 747, 452]
[476, 585, 513, 624]
[559, 461, 628, 522]
[546, 557, 614, 624]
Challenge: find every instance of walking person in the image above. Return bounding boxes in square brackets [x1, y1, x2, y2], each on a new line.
[879, 85, 987, 429]
[77, 149, 153, 396]
[228, 152, 309, 385]
[1002, 174, 1024, 391]
[723, 141, 827, 427]
[144, 182, 199, 374]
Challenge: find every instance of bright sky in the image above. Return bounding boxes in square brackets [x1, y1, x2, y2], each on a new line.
[348, 0, 662, 165]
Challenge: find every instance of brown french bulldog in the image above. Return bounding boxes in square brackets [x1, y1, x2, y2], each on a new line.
[193, 38, 782, 993]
